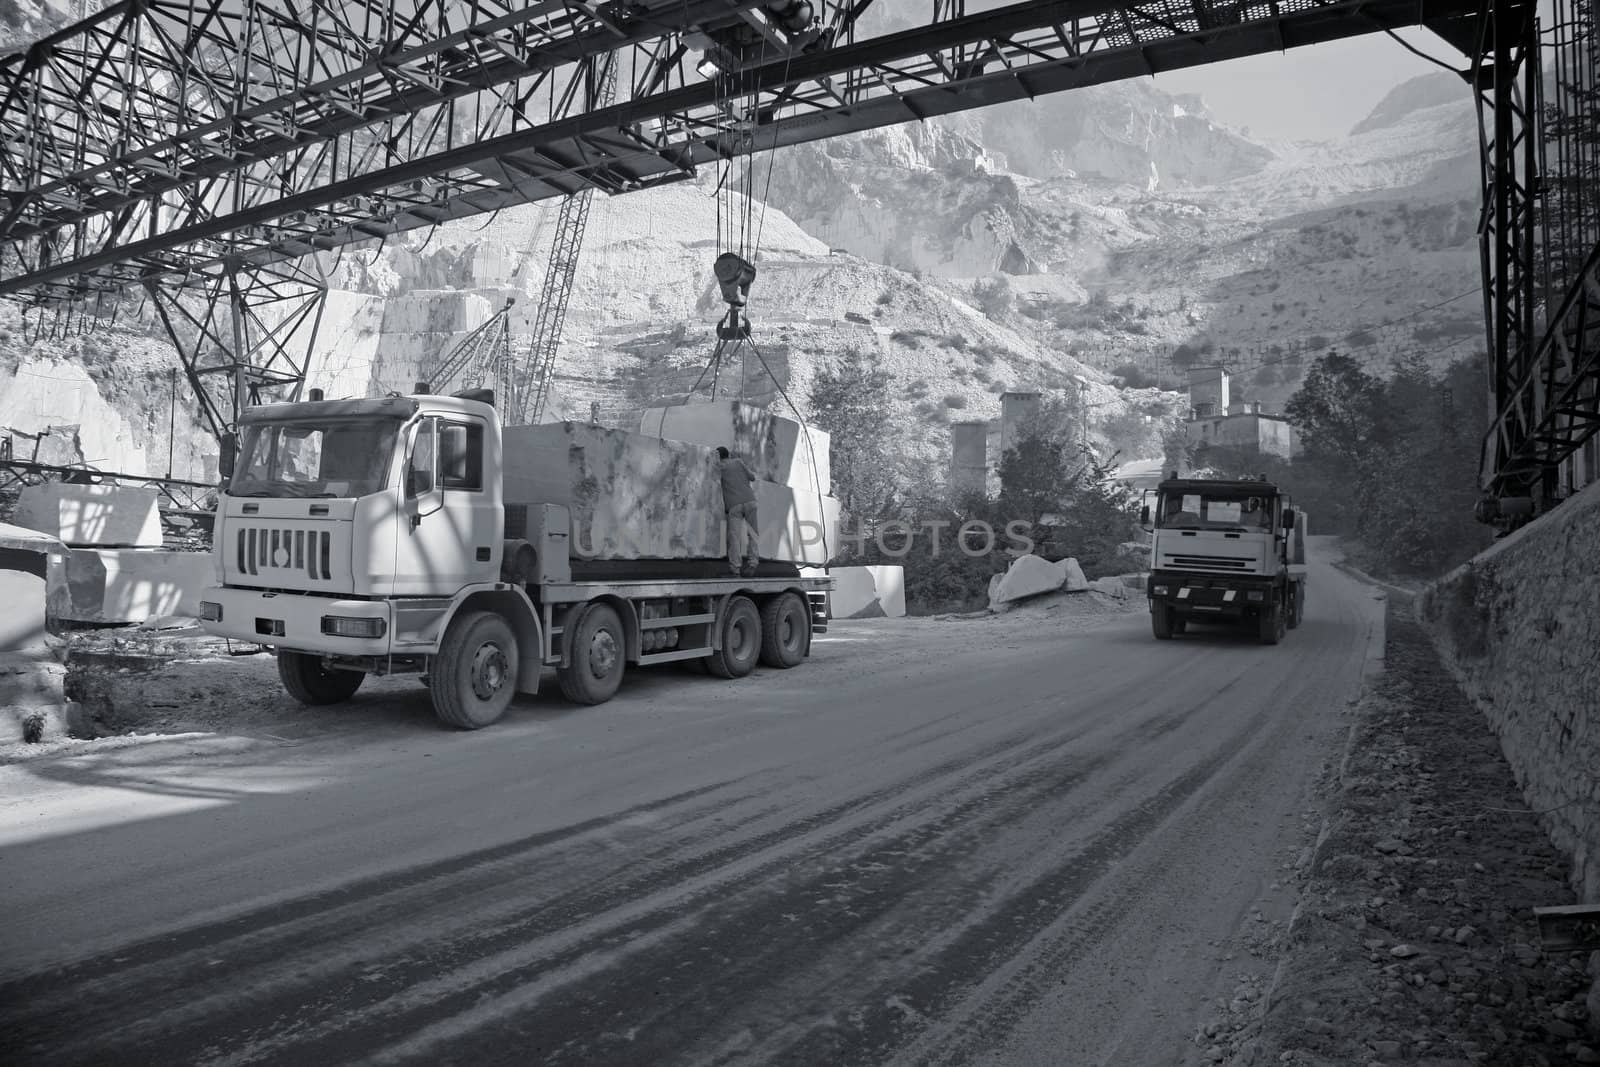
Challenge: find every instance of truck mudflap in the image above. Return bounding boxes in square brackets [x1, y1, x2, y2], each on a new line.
[1147, 574, 1280, 620]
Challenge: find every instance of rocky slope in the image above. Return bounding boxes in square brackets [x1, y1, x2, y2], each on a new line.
[762, 70, 1482, 411]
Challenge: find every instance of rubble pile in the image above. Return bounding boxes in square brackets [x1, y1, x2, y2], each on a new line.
[1211, 602, 1597, 1067]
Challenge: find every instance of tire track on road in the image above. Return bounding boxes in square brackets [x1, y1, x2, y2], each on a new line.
[296, 681, 1238, 1066]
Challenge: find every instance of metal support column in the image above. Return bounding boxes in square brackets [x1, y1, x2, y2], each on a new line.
[144, 260, 328, 444]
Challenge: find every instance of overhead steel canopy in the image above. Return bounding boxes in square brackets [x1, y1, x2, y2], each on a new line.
[0, 0, 1484, 305]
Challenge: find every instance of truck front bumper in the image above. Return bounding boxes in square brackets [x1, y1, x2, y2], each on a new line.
[1147, 574, 1276, 620]
[197, 586, 398, 657]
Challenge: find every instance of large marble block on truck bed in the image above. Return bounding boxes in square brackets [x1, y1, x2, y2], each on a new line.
[502, 422, 724, 560]
[751, 482, 842, 567]
[13, 483, 163, 548]
[639, 401, 830, 492]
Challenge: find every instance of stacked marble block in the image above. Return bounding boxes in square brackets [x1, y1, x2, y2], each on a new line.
[0, 523, 88, 741]
[12, 483, 211, 626]
[503, 406, 839, 565]
[13, 483, 164, 548]
[640, 401, 838, 565]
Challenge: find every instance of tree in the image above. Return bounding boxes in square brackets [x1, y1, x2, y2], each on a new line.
[807, 347, 900, 522]
[973, 276, 1015, 319]
[1284, 350, 1390, 467]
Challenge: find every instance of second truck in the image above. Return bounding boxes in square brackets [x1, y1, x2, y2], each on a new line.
[197, 388, 834, 730]
[1140, 472, 1307, 645]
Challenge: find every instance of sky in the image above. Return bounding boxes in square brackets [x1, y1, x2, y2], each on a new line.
[1149, 28, 1474, 143]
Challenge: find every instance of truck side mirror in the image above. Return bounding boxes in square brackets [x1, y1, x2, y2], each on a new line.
[1281, 507, 1296, 530]
[1139, 504, 1151, 526]
[406, 467, 434, 497]
[217, 432, 237, 481]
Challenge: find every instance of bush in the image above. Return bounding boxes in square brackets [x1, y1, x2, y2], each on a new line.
[943, 394, 968, 409]
[1112, 362, 1158, 389]
[973, 277, 1014, 319]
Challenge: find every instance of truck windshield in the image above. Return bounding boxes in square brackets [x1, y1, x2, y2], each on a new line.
[1159, 492, 1271, 531]
[230, 418, 401, 499]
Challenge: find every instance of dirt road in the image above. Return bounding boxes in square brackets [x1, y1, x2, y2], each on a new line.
[0, 543, 1384, 1066]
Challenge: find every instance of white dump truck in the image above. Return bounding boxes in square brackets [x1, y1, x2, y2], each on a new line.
[197, 388, 834, 729]
[1139, 473, 1307, 645]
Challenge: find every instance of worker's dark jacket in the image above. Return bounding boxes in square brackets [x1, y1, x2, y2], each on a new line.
[720, 458, 756, 508]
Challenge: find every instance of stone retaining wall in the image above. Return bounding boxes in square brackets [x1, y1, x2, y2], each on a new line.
[1415, 481, 1600, 1017]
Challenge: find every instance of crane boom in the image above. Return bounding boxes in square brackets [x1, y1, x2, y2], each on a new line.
[514, 55, 619, 425]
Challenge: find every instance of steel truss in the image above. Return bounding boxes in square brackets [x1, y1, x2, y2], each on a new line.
[1475, 0, 1600, 513]
[2, 0, 1486, 306]
[143, 260, 328, 441]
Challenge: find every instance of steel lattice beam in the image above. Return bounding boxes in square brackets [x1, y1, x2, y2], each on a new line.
[1476, 0, 1600, 509]
[142, 259, 328, 440]
[2, 0, 1485, 307]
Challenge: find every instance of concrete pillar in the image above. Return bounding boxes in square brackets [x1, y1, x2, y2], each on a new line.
[999, 391, 1041, 460]
[950, 421, 988, 497]
[1188, 366, 1229, 420]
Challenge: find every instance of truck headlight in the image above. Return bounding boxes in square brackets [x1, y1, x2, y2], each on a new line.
[199, 601, 223, 622]
[1151, 585, 1168, 595]
[321, 616, 387, 638]
[1247, 590, 1265, 601]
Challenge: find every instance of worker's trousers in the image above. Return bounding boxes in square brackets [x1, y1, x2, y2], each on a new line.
[727, 502, 759, 571]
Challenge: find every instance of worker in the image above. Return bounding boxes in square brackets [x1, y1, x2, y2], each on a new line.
[717, 446, 759, 576]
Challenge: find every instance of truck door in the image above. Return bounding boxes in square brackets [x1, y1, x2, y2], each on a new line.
[394, 414, 501, 595]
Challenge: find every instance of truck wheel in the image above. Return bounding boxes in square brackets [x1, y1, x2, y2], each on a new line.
[558, 603, 626, 705]
[1152, 603, 1174, 640]
[708, 596, 761, 679]
[759, 593, 810, 668]
[277, 650, 364, 705]
[1257, 604, 1285, 646]
[1287, 587, 1303, 630]
[433, 611, 519, 729]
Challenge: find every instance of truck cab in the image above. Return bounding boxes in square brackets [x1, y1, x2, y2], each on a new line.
[1141, 474, 1305, 645]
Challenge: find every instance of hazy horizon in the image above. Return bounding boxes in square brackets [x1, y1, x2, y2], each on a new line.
[1151, 27, 1473, 142]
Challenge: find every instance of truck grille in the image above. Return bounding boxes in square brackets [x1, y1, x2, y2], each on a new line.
[237, 526, 333, 581]
[1169, 554, 1250, 571]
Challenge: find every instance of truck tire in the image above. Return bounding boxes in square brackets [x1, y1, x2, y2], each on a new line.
[277, 650, 364, 705]
[1257, 603, 1285, 646]
[432, 610, 519, 729]
[1152, 603, 1175, 640]
[759, 593, 810, 668]
[708, 596, 761, 679]
[1287, 586, 1303, 630]
[558, 603, 626, 705]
